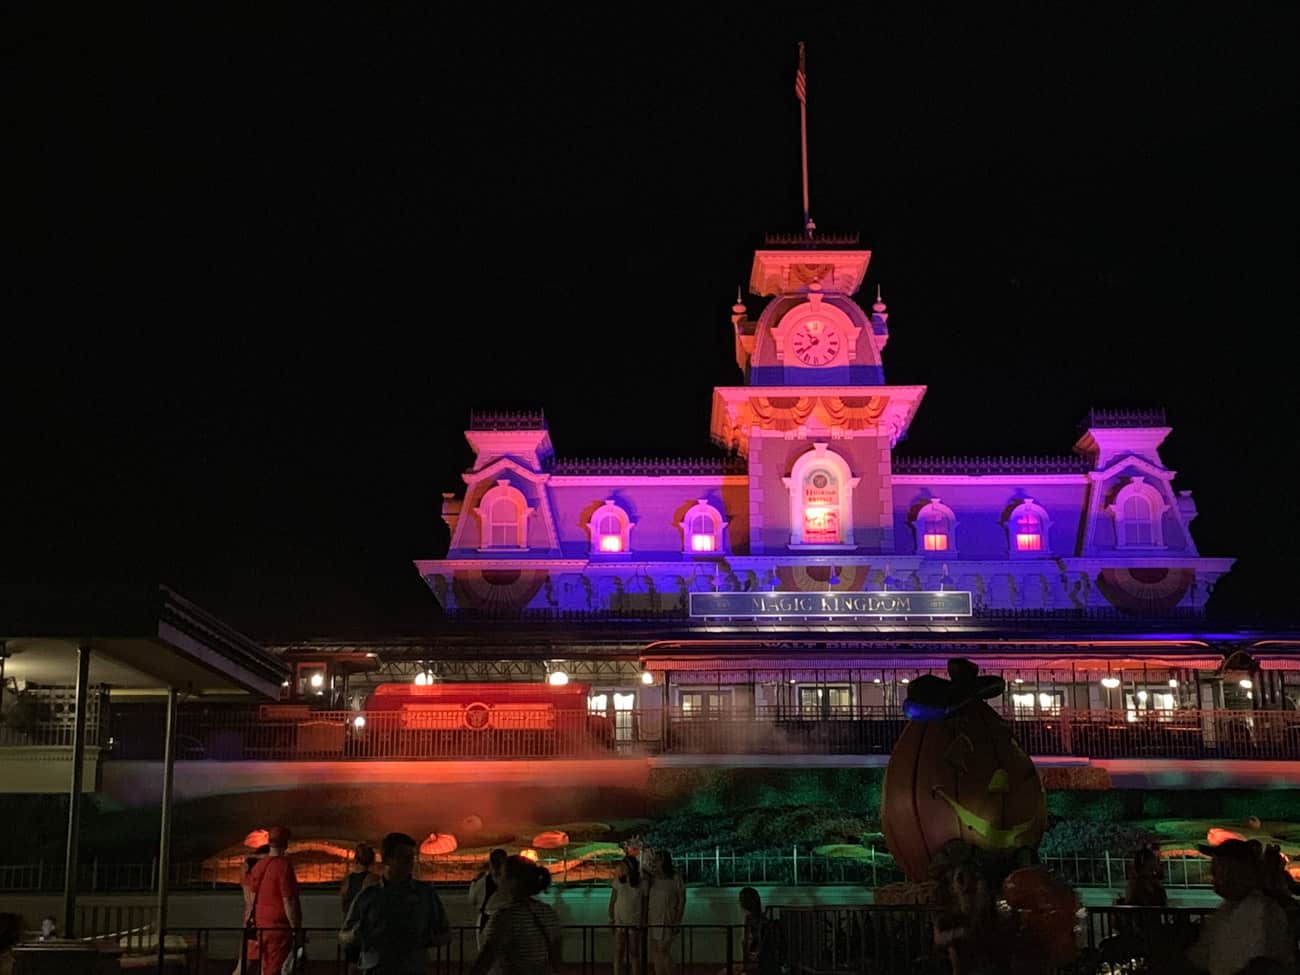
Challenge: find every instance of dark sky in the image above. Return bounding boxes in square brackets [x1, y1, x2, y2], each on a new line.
[7, 5, 1296, 637]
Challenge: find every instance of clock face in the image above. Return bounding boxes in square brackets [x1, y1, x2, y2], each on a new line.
[789, 319, 842, 366]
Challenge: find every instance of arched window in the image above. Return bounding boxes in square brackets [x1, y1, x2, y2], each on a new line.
[1006, 498, 1051, 556]
[589, 500, 632, 555]
[1110, 477, 1168, 548]
[474, 480, 532, 550]
[782, 444, 860, 548]
[912, 499, 957, 555]
[679, 500, 727, 554]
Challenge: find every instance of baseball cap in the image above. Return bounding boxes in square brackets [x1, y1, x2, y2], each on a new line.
[267, 826, 291, 848]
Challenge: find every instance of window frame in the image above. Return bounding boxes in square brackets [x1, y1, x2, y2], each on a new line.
[1005, 498, 1052, 558]
[1110, 476, 1169, 549]
[588, 499, 633, 556]
[912, 499, 958, 557]
[474, 480, 533, 552]
[678, 499, 727, 555]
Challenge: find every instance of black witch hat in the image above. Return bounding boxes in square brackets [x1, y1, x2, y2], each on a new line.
[902, 658, 1005, 720]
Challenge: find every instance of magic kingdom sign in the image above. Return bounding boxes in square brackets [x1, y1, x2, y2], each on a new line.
[688, 590, 973, 619]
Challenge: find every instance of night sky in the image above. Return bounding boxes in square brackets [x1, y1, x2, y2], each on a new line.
[7, 6, 1295, 637]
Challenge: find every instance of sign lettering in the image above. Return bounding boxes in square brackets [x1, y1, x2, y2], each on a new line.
[688, 590, 973, 619]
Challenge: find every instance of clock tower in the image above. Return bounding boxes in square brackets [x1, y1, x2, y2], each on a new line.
[711, 235, 926, 555]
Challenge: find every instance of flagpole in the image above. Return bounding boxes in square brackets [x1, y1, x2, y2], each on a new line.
[795, 42, 812, 239]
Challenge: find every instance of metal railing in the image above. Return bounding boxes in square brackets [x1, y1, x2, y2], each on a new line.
[0, 720, 103, 748]
[86, 705, 1300, 762]
[131, 909, 1226, 975]
[149, 923, 746, 975]
[0, 851, 1220, 894]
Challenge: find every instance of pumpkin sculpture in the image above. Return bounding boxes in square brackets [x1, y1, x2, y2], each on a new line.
[882, 659, 1047, 881]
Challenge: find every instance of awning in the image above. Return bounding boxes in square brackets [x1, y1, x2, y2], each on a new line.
[1254, 655, 1300, 671]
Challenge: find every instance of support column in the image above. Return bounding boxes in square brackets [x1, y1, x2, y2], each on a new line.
[156, 687, 179, 969]
[63, 643, 91, 938]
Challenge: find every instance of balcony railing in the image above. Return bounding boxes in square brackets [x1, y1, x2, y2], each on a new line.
[0, 720, 103, 748]
[87, 705, 1300, 762]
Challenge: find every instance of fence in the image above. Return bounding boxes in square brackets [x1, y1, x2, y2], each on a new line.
[123, 909, 1220, 975]
[83, 705, 1300, 762]
[0, 851, 1217, 894]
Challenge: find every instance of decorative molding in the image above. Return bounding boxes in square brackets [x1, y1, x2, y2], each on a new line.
[1081, 408, 1167, 429]
[894, 455, 1091, 475]
[550, 457, 747, 476]
[468, 409, 548, 431]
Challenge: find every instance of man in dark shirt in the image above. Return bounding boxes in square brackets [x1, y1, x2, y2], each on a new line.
[341, 832, 451, 974]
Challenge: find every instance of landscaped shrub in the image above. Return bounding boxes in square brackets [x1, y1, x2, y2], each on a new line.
[1047, 790, 1130, 821]
[1038, 819, 1159, 857]
[1038, 766, 1111, 790]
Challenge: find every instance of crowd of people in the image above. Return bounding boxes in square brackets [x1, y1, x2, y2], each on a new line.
[3, 828, 1294, 975]
[237, 828, 691, 975]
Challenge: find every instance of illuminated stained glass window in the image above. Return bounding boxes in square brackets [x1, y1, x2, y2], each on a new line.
[802, 468, 840, 543]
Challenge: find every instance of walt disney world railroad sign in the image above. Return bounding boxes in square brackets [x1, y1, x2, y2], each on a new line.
[689, 590, 973, 619]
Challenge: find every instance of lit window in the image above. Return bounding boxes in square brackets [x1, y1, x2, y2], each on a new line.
[589, 500, 632, 555]
[1012, 692, 1035, 714]
[689, 514, 716, 551]
[803, 469, 840, 543]
[783, 444, 860, 548]
[913, 500, 956, 556]
[598, 514, 623, 552]
[1007, 499, 1050, 555]
[1015, 530, 1042, 552]
[680, 501, 726, 555]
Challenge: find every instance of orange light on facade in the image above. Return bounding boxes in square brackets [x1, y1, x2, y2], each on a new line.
[690, 533, 715, 552]
[1015, 533, 1042, 552]
[923, 532, 948, 552]
[599, 535, 623, 553]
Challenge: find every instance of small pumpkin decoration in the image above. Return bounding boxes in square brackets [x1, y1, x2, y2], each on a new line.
[882, 659, 1047, 881]
[419, 833, 458, 856]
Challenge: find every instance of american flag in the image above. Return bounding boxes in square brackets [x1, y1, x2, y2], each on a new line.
[795, 42, 807, 103]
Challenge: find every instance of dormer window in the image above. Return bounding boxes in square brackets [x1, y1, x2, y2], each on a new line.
[1015, 516, 1043, 552]
[679, 500, 726, 555]
[474, 480, 533, 551]
[783, 444, 860, 548]
[912, 499, 957, 555]
[1007, 498, 1051, 557]
[489, 499, 520, 547]
[597, 515, 623, 552]
[1111, 477, 1168, 548]
[589, 500, 632, 555]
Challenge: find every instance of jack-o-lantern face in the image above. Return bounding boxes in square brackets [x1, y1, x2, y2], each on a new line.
[882, 661, 1047, 882]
